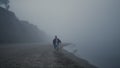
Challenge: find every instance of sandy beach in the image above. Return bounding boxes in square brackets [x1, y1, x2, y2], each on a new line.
[0, 43, 97, 68]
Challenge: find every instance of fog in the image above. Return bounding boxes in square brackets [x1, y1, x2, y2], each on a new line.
[9, 0, 120, 68]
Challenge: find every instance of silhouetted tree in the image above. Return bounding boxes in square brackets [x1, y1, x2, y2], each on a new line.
[0, 0, 9, 10]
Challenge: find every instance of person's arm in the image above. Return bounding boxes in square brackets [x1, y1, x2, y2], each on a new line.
[58, 39, 61, 43]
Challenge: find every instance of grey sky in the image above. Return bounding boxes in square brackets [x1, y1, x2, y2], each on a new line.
[9, 0, 120, 42]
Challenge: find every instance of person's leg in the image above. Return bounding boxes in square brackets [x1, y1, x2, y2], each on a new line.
[54, 44, 58, 50]
[56, 44, 60, 51]
[54, 44, 59, 51]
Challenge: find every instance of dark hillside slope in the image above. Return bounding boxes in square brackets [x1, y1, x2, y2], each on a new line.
[0, 7, 47, 43]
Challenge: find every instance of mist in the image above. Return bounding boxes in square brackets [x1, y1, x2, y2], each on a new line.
[9, 0, 120, 68]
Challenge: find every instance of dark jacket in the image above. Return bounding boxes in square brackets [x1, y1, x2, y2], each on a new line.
[53, 38, 61, 45]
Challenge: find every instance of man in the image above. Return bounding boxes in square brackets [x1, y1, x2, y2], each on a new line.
[53, 36, 61, 50]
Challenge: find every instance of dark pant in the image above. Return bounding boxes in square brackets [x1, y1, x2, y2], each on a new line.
[54, 44, 57, 49]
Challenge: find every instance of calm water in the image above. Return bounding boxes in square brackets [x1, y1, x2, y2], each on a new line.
[64, 41, 120, 68]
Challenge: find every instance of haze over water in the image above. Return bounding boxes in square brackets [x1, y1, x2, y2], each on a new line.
[9, 0, 120, 68]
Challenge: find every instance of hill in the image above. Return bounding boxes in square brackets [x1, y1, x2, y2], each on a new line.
[0, 7, 47, 43]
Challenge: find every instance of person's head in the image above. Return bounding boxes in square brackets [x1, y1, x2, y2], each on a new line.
[55, 35, 57, 39]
